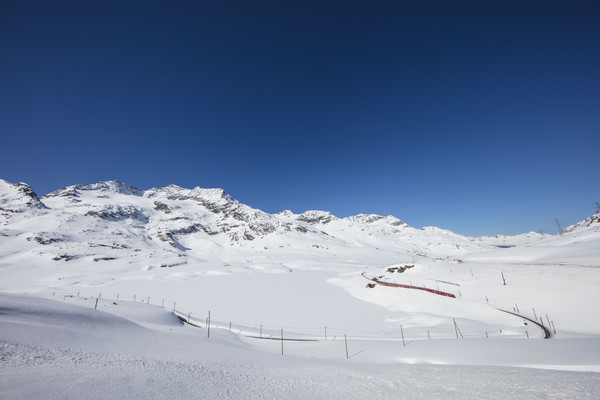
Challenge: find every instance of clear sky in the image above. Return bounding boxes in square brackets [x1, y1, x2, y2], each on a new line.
[1, 1, 599, 236]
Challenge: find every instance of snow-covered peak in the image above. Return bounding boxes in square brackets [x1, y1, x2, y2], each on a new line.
[0, 179, 47, 211]
[146, 184, 238, 206]
[474, 231, 550, 248]
[144, 184, 185, 198]
[45, 180, 143, 198]
[380, 215, 408, 227]
[345, 214, 382, 224]
[44, 186, 79, 199]
[297, 210, 338, 224]
[79, 180, 144, 196]
[563, 211, 600, 234]
[277, 210, 295, 217]
[189, 187, 237, 205]
[345, 214, 406, 226]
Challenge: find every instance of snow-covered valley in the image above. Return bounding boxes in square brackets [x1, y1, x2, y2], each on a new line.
[1, 178, 599, 398]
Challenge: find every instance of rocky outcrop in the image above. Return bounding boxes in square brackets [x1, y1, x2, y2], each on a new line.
[85, 206, 148, 223]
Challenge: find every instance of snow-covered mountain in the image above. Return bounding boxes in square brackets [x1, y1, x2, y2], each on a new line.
[562, 210, 600, 234]
[2, 178, 599, 333]
[2, 177, 600, 392]
[0, 179, 47, 212]
[0, 178, 554, 270]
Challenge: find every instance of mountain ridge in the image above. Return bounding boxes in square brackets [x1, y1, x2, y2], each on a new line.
[4, 178, 590, 272]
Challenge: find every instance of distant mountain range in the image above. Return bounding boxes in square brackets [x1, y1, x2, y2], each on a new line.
[1, 178, 595, 269]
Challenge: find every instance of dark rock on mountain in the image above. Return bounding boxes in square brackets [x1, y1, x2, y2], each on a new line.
[297, 211, 337, 225]
[85, 206, 148, 223]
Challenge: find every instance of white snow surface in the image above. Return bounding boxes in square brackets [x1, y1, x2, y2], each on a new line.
[1, 178, 600, 398]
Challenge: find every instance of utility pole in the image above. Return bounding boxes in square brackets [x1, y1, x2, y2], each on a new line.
[555, 219, 563, 235]
[453, 318, 464, 339]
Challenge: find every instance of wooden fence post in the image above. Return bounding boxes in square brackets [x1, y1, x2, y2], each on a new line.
[401, 325, 405, 346]
[344, 334, 349, 359]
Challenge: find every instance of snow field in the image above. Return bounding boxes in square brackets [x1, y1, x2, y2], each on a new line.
[2, 293, 600, 400]
[2, 180, 600, 398]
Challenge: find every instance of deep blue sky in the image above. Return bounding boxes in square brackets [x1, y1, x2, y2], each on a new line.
[1, 1, 599, 236]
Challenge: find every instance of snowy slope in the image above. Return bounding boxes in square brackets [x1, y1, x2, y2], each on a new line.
[1, 178, 600, 398]
[0, 178, 597, 338]
[1, 293, 599, 400]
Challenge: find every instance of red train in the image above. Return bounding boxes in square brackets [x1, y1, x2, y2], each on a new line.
[372, 278, 456, 298]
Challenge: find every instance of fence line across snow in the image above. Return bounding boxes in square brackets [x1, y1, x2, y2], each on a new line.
[34, 289, 552, 346]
